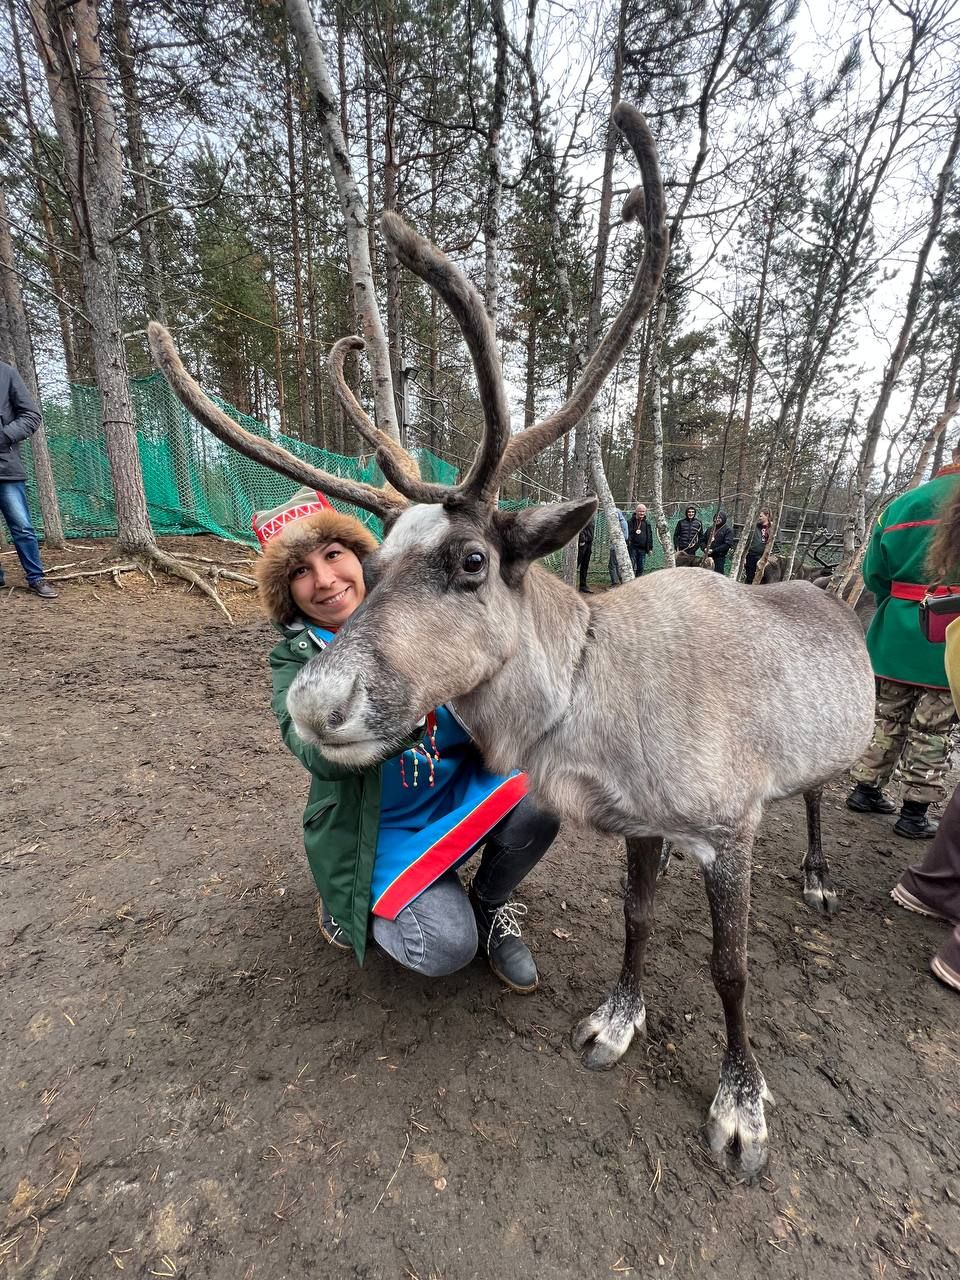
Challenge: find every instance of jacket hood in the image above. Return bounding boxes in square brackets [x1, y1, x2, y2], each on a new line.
[256, 508, 379, 626]
[715, 510, 727, 525]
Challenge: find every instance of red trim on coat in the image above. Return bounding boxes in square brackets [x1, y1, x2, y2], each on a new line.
[883, 519, 939, 533]
[933, 462, 960, 478]
[371, 773, 529, 919]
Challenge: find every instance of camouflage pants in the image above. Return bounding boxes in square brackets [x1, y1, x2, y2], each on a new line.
[851, 678, 956, 804]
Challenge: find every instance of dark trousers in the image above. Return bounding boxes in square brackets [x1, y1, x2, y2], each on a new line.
[577, 542, 592, 590]
[629, 548, 646, 577]
[744, 552, 760, 583]
[712, 555, 727, 575]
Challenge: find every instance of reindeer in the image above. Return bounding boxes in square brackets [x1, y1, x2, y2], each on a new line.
[148, 104, 874, 1176]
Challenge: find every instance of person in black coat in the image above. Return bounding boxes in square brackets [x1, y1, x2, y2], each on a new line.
[577, 513, 596, 592]
[627, 503, 654, 577]
[0, 360, 57, 598]
[702, 509, 736, 575]
[673, 505, 703, 561]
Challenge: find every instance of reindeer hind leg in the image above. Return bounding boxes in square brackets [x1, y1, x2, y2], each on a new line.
[802, 787, 839, 914]
[702, 828, 774, 1177]
[573, 835, 661, 1070]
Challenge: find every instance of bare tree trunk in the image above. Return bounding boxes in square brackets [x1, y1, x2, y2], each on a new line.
[284, 41, 309, 435]
[649, 305, 674, 568]
[31, 0, 154, 554]
[113, 0, 165, 328]
[483, 0, 508, 330]
[907, 397, 960, 488]
[269, 270, 287, 434]
[9, 0, 79, 383]
[853, 116, 960, 539]
[285, 0, 400, 441]
[0, 179, 66, 547]
[625, 315, 650, 506]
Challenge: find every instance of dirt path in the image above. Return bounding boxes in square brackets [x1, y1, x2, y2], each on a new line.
[2, 539, 959, 1279]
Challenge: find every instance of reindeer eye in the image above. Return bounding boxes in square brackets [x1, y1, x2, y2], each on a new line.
[462, 551, 486, 574]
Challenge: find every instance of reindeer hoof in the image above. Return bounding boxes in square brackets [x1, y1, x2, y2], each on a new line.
[571, 992, 646, 1070]
[803, 871, 839, 914]
[703, 1070, 774, 1178]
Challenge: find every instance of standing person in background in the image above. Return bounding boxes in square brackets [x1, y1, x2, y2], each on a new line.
[890, 473, 960, 993]
[577, 512, 595, 593]
[608, 508, 630, 585]
[847, 445, 960, 839]
[702, 510, 735, 575]
[0, 360, 57, 599]
[744, 510, 772, 584]
[627, 503, 654, 577]
[673, 505, 703, 562]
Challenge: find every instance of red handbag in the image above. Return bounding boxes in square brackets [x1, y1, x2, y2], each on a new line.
[919, 589, 960, 643]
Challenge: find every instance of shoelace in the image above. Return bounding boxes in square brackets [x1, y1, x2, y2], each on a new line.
[488, 900, 527, 944]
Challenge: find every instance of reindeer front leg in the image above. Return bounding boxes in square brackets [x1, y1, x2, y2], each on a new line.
[702, 833, 774, 1176]
[572, 835, 661, 1070]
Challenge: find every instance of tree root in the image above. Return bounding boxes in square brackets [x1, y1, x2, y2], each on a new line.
[44, 542, 257, 622]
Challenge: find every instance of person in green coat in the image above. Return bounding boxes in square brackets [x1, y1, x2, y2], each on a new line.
[847, 451, 960, 838]
[254, 488, 560, 992]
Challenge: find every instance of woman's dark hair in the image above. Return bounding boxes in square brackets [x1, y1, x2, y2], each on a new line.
[927, 477, 960, 581]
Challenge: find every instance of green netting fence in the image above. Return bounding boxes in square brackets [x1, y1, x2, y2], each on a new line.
[23, 371, 725, 584]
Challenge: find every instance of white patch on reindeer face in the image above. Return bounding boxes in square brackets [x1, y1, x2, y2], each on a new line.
[379, 504, 451, 561]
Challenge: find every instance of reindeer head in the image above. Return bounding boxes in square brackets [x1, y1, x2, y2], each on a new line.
[149, 104, 667, 768]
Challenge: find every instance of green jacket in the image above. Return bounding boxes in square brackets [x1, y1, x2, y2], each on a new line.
[862, 464, 960, 689]
[269, 626, 421, 964]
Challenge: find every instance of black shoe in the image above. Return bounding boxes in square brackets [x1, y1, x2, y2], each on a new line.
[578, 585, 592, 594]
[29, 580, 58, 599]
[894, 800, 938, 839]
[469, 884, 538, 993]
[317, 898, 351, 950]
[846, 782, 897, 814]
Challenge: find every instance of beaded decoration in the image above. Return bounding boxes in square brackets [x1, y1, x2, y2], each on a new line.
[399, 711, 441, 788]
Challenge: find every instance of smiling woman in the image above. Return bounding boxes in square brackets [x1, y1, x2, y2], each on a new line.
[253, 487, 559, 992]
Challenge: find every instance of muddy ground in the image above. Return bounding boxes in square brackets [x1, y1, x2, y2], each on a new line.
[2, 536, 959, 1280]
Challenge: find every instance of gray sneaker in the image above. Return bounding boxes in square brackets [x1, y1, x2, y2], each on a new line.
[317, 899, 351, 951]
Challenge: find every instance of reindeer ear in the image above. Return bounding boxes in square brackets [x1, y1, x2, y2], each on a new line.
[494, 497, 599, 584]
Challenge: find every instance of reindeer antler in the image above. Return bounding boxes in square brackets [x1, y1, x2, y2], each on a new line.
[322, 103, 666, 513]
[496, 104, 668, 482]
[147, 322, 406, 521]
[327, 214, 511, 509]
[328, 336, 427, 488]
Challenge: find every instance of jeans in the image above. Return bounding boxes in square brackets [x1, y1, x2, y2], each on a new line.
[0, 481, 44, 585]
[372, 796, 560, 976]
[630, 548, 646, 577]
[609, 546, 623, 584]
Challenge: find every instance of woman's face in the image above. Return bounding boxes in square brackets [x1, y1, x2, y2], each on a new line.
[290, 542, 366, 629]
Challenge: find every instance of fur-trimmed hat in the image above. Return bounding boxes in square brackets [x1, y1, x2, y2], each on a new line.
[254, 488, 379, 626]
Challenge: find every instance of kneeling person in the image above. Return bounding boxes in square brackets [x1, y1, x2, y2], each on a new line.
[256, 489, 559, 992]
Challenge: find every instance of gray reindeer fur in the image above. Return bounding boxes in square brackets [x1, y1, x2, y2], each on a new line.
[148, 103, 876, 1178]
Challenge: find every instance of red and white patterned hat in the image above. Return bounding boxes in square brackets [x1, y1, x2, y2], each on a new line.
[252, 487, 333, 546]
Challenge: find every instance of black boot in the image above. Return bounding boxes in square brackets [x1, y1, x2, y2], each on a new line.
[894, 800, 939, 839]
[846, 782, 897, 814]
[469, 799, 560, 993]
[469, 885, 538, 992]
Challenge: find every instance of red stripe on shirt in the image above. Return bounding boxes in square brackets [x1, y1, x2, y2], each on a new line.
[371, 773, 529, 919]
[883, 519, 939, 533]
